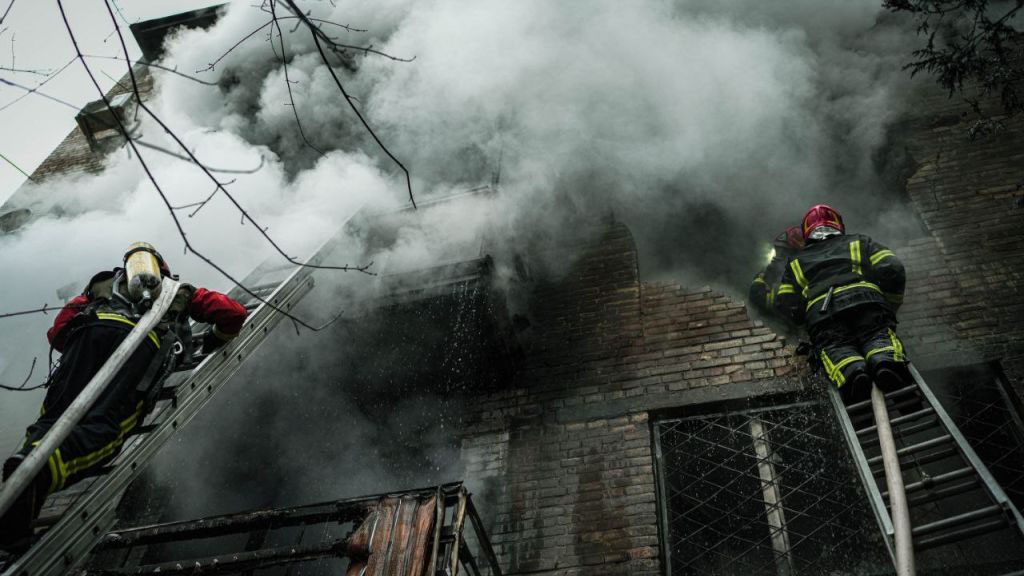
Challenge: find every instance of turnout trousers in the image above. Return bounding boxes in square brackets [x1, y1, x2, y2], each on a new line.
[809, 305, 907, 404]
[0, 322, 156, 547]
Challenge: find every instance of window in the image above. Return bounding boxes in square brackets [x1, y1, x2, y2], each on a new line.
[653, 398, 888, 575]
[924, 363, 1024, 512]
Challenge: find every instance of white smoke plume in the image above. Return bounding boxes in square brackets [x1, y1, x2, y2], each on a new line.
[1, 0, 923, 509]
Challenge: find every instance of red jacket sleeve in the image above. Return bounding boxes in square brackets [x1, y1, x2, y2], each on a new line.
[189, 288, 247, 341]
[48, 295, 90, 352]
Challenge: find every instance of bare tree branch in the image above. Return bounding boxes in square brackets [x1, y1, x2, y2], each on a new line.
[0, 304, 65, 319]
[51, 0, 372, 333]
[0, 65, 50, 76]
[0, 75, 80, 110]
[0, 0, 15, 26]
[0, 148, 32, 180]
[281, 0, 417, 208]
[196, 20, 272, 73]
[269, 0, 325, 156]
[84, 54, 219, 86]
[132, 139, 267, 174]
[0, 55, 75, 113]
[0, 357, 44, 392]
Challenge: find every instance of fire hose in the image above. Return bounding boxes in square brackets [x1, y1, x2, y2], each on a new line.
[0, 277, 180, 520]
[871, 383, 916, 576]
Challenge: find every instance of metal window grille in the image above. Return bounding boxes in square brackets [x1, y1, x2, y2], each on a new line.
[927, 365, 1024, 512]
[653, 399, 889, 576]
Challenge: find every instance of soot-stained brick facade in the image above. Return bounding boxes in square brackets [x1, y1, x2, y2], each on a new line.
[457, 222, 805, 575]
[4, 33, 1024, 573]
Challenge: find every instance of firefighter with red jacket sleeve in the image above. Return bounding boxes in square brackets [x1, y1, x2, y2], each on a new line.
[0, 243, 247, 549]
[774, 205, 907, 403]
[749, 226, 804, 316]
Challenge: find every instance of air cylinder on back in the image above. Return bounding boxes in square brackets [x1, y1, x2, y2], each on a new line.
[124, 241, 163, 306]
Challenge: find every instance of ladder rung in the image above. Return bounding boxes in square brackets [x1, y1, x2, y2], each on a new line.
[867, 435, 952, 467]
[912, 505, 1003, 538]
[884, 467, 975, 498]
[908, 479, 980, 508]
[857, 407, 936, 437]
[846, 384, 918, 412]
[914, 518, 1007, 551]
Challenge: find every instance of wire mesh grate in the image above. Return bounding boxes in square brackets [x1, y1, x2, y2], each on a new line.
[928, 366, 1024, 513]
[655, 400, 889, 576]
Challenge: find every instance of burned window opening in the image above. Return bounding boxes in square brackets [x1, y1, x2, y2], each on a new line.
[86, 483, 501, 576]
[924, 362, 1024, 513]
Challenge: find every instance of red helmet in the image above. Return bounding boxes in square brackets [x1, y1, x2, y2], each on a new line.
[774, 226, 805, 250]
[802, 204, 844, 239]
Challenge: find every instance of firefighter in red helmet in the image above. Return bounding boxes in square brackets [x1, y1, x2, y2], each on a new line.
[749, 226, 804, 317]
[774, 205, 908, 403]
[0, 243, 247, 550]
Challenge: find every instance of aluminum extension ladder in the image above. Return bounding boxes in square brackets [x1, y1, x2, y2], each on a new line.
[829, 363, 1024, 571]
[0, 233, 347, 576]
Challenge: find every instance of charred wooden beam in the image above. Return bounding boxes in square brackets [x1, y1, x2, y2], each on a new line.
[98, 503, 365, 550]
[89, 539, 347, 575]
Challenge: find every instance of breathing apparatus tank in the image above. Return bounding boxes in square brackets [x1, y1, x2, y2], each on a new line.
[123, 242, 164, 307]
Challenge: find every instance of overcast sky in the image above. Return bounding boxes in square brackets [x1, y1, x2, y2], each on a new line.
[0, 0, 219, 205]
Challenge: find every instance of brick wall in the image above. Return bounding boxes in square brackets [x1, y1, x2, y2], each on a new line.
[458, 222, 805, 575]
[893, 89, 1024, 398]
[0, 69, 153, 217]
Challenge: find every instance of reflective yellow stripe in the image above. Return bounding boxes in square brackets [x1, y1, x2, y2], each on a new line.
[790, 259, 808, 297]
[820, 350, 865, 387]
[62, 402, 144, 478]
[889, 329, 905, 362]
[866, 346, 895, 360]
[766, 290, 774, 307]
[870, 249, 894, 266]
[776, 283, 796, 295]
[752, 277, 767, 286]
[850, 240, 862, 275]
[95, 313, 160, 349]
[805, 281, 881, 311]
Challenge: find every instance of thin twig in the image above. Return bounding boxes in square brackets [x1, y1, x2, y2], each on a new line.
[0, 75, 80, 110]
[0, 55, 75, 113]
[53, 0, 371, 334]
[196, 20, 272, 73]
[132, 139, 266, 174]
[84, 54, 218, 86]
[0, 357, 44, 392]
[269, 0, 325, 156]
[0, 65, 50, 76]
[281, 0, 417, 208]
[0, 148, 32, 180]
[0, 304, 63, 319]
[0, 0, 15, 26]
[97, 0, 373, 273]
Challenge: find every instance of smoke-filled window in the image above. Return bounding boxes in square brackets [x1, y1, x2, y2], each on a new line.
[652, 398, 888, 575]
[924, 363, 1024, 513]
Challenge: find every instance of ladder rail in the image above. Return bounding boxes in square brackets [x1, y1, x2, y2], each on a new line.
[827, 385, 897, 564]
[907, 363, 1024, 537]
[3, 238, 334, 576]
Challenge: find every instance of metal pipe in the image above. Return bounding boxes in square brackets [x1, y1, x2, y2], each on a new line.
[871, 383, 915, 576]
[0, 277, 180, 520]
[749, 416, 794, 576]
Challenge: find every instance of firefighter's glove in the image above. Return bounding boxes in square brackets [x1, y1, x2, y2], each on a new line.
[795, 341, 813, 356]
[201, 331, 227, 355]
